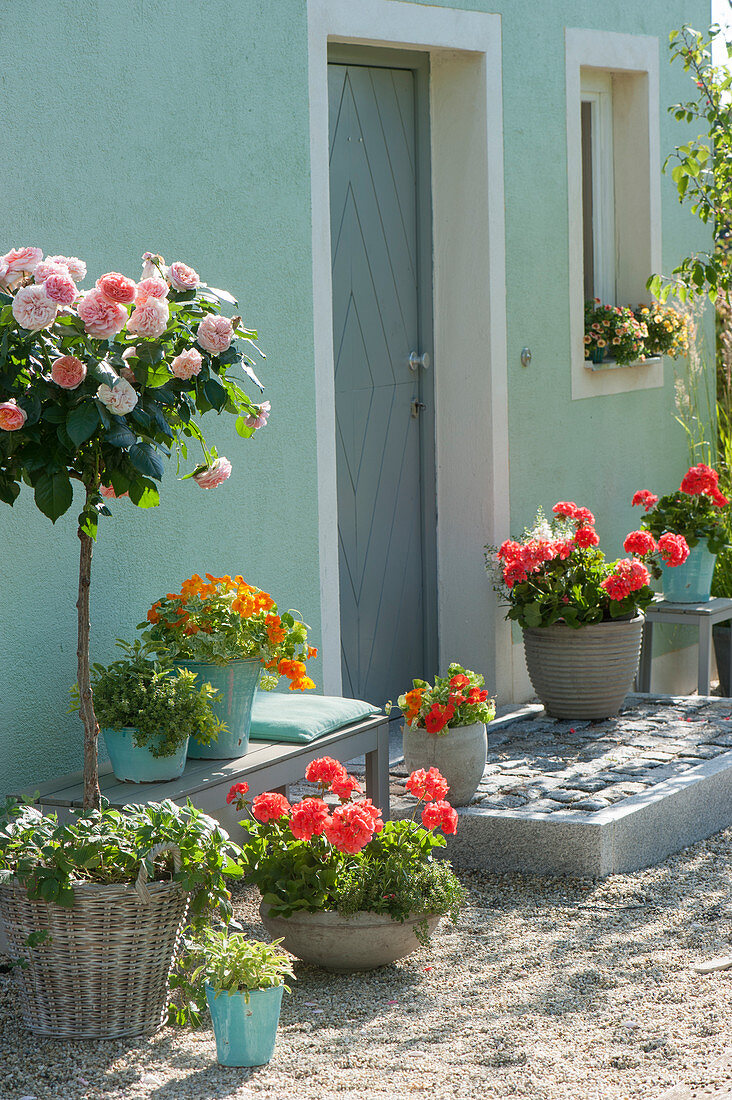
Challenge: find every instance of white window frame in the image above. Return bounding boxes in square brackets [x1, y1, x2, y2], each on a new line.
[581, 72, 616, 304]
[567, 29, 662, 400]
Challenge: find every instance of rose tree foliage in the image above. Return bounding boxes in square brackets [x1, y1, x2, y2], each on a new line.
[0, 247, 271, 807]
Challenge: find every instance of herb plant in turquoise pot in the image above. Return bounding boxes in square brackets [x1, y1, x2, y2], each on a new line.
[170, 928, 295, 1066]
[82, 641, 223, 782]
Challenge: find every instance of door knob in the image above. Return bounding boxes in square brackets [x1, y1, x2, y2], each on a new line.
[408, 351, 430, 371]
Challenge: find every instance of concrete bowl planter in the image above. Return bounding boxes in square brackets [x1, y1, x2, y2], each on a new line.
[522, 614, 644, 720]
[402, 721, 487, 806]
[259, 903, 440, 972]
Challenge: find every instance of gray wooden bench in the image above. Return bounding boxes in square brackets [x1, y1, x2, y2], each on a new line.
[18, 714, 391, 835]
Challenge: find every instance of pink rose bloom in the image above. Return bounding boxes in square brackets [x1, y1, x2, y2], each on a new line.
[193, 457, 232, 489]
[136, 277, 168, 305]
[99, 484, 129, 500]
[51, 355, 86, 389]
[244, 399, 271, 429]
[197, 314, 233, 355]
[34, 259, 69, 283]
[97, 272, 137, 305]
[96, 377, 138, 415]
[0, 259, 9, 286]
[168, 261, 200, 291]
[47, 255, 87, 282]
[44, 272, 78, 305]
[171, 348, 203, 380]
[77, 288, 127, 339]
[127, 297, 169, 339]
[141, 252, 165, 280]
[3, 246, 43, 276]
[12, 284, 59, 331]
[0, 400, 27, 431]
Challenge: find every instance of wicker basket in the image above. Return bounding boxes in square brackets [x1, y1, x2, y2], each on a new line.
[0, 845, 189, 1039]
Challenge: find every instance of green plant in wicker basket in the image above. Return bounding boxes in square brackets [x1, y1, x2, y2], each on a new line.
[0, 797, 243, 923]
[73, 640, 224, 756]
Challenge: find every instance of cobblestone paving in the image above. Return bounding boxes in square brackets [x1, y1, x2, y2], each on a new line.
[392, 694, 732, 817]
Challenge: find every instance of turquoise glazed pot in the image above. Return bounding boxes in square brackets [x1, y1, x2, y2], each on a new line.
[660, 543, 717, 604]
[205, 983, 284, 1067]
[102, 727, 189, 783]
[177, 658, 260, 759]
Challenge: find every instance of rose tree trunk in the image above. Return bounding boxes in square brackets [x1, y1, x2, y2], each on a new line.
[77, 515, 100, 810]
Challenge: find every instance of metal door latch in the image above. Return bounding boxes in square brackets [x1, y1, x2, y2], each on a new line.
[411, 400, 427, 418]
[409, 351, 430, 372]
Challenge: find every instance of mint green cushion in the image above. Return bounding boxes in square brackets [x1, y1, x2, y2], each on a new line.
[248, 693, 382, 743]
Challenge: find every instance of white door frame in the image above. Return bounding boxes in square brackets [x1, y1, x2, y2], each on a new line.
[307, 0, 511, 700]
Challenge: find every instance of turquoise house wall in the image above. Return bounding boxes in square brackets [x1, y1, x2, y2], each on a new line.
[0, 0, 712, 795]
[0, 0, 318, 794]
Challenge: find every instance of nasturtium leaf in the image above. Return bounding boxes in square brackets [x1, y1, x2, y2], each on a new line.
[128, 443, 165, 480]
[34, 471, 73, 522]
[66, 402, 101, 447]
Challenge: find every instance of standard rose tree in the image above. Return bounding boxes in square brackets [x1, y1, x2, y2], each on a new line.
[0, 247, 272, 807]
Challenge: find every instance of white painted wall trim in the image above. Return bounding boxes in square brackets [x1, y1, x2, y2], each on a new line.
[307, 0, 512, 699]
[566, 28, 662, 400]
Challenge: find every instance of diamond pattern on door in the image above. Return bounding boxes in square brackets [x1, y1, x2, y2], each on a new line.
[329, 61, 431, 706]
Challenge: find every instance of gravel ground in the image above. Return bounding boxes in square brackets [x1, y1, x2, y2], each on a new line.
[2, 826, 732, 1100]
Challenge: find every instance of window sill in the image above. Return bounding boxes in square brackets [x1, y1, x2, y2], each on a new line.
[584, 355, 661, 372]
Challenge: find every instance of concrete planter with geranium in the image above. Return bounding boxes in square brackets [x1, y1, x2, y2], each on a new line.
[487, 501, 692, 719]
[397, 664, 496, 806]
[227, 759, 465, 971]
[0, 246, 271, 808]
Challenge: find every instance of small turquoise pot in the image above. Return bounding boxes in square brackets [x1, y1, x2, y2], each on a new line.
[206, 983, 284, 1067]
[176, 658, 260, 759]
[660, 542, 717, 604]
[102, 727, 189, 783]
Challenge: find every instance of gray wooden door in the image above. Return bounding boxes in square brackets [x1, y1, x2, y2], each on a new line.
[328, 58, 435, 707]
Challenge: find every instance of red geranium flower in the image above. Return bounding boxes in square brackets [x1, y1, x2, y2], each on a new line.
[421, 800, 459, 835]
[251, 791, 291, 822]
[631, 490, 659, 511]
[330, 773, 363, 801]
[574, 526, 599, 548]
[289, 798, 331, 840]
[406, 767, 450, 802]
[623, 529, 657, 556]
[658, 532, 690, 567]
[305, 756, 347, 787]
[226, 781, 249, 805]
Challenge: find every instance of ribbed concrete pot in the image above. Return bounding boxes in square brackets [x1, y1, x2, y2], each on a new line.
[522, 615, 644, 720]
[259, 904, 440, 972]
[402, 722, 487, 806]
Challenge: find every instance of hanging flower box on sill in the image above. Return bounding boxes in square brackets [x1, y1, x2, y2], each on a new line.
[583, 298, 688, 371]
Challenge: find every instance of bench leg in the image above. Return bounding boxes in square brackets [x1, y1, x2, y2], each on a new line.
[365, 720, 391, 820]
[637, 620, 654, 692]
[698, 619, 712, 696]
